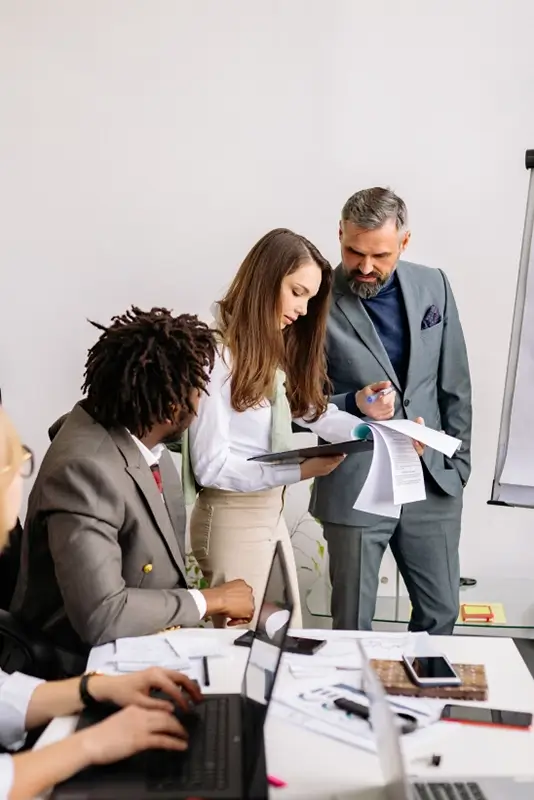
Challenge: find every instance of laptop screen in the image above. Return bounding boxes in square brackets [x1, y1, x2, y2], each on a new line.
[241, 541, 294, 787]
[357, 641, 412, 800]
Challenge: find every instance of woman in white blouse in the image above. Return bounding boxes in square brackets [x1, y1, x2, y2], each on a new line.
[0, 408, 201, 800]
[187, 229, 368, 628]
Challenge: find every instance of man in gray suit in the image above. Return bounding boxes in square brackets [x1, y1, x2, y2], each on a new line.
[310, 188, 471, 635]
[12, 307, 253, 671]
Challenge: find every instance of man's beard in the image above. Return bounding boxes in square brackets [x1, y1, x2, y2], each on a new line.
[161, 409, 194, 444]
[346, 268, 390, 299]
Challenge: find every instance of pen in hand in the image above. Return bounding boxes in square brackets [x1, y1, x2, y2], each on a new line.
[366, 386, 395, 404]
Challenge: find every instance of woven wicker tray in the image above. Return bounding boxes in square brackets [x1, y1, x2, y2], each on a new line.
[370, 659, 488, 701]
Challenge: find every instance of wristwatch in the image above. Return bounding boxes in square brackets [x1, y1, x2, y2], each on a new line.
[79, 671, 101, 710]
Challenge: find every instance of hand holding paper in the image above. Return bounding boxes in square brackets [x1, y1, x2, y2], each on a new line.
[353, 419, 461, 518]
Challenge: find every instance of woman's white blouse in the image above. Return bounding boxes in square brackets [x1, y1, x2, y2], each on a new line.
[0, 669, 43, 798]
[188, 348, 360, 492]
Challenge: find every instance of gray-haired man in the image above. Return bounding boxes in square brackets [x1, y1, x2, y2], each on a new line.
[310, 188, 472, 634]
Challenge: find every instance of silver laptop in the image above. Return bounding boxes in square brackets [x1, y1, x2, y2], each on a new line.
[357, 641, 533, 800]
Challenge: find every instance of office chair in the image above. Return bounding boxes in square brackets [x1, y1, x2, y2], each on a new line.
[0, 521, 60, 679]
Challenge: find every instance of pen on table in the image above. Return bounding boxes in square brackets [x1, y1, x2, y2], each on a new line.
[366, 386, 395, 404]
[202, 655, 210, 687]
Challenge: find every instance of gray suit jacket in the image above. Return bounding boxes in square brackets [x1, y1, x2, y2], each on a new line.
[309, 261, 472, 527]
[12, 403, 200, 654]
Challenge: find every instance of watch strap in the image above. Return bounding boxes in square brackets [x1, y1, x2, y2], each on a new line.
[79, 672, 100, 710]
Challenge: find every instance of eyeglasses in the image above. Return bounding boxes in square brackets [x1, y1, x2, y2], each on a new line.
[20, 446, 34, 479]
[0, 445, 34, 479]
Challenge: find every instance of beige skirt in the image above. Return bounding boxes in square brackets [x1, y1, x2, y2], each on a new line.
[190, 487, 302, 629]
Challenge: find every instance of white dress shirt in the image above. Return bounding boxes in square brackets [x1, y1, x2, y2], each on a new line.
[129, 434, 207, 619]
[188, 347, 361, 492]
[0, 669, 44, 797]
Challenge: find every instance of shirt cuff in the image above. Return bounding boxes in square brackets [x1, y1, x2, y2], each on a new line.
[188, 589, 207, 620]
[345, 392, 359, 416]
[0, 754, 14, 798]
[272, 463, 301, 487]
[0, 671, 44, 750]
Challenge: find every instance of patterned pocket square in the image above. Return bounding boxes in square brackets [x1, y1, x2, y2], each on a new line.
[421, 304, 442, 330]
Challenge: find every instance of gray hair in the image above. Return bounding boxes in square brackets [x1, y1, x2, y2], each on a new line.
[341, 187, 408, 233]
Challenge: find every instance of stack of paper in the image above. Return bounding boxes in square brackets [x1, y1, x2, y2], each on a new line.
[114, 635, 190, 672]
[273, 679, 441, 754]
[109, 631, 225, 673]
[165, 631, 223, 659]
[353, 420, 461, 518]
[285, 632, 433, 679]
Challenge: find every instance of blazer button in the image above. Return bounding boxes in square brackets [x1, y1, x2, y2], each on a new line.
[403, 399, 410, 407]
[143, 563, 153, 574]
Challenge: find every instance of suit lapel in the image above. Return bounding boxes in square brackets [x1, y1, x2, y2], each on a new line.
[159, 452, 187, 562]
[396, 263, 422, 393]
[109, 428, 186, 576]
[334, 267, 400, 388]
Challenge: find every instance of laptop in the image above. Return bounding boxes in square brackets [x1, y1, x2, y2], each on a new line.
[52, 540, 294, 800]
[357, 641, 534, 800]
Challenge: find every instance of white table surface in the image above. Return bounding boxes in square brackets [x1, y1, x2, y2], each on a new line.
[35, 629, 534, 799]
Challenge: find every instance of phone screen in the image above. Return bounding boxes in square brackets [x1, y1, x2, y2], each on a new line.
[441, 705, 532, 728]
[405, 656, 457, 681]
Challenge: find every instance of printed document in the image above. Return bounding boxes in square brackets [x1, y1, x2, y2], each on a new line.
[353, 420, 461, 518]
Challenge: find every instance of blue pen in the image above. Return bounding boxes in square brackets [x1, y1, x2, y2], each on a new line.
[366, 386, 394, 404]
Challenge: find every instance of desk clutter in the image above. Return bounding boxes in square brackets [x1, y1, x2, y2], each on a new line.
[370, 660, 488, 701]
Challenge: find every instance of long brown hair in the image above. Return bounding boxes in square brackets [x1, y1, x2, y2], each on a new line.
[218, 228, 333, 420]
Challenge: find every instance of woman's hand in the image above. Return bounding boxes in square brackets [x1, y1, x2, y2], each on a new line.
[89, 667, 202, 714]
[300, 454, 345, 481]
[413, 417, 425, 456]
[80, 705, 189, 765]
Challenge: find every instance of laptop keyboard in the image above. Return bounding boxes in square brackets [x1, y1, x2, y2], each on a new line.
[147, 696, 230, 792]
[414, 783, 487, 800]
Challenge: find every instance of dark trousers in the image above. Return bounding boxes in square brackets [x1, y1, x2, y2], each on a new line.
[324, 481, 462, 635]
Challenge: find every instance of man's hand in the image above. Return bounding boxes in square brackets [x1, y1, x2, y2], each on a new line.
[300, 454, 345, 481]
[413, 416, 425, 456]
[201, 579, 254, 622]
[89, 668, 202, 713]
[356, 381, 396, 420]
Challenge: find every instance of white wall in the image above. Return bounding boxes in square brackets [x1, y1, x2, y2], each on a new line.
[1, 0, 534, 589]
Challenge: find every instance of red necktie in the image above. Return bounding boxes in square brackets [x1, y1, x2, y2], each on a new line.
[150, 464, 163, 493]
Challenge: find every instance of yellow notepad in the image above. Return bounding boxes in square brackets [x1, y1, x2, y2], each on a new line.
[457, 603, 506, 624]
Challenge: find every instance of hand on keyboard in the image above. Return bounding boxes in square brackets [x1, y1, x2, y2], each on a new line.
[79, 705, 190, 765]
[89, 667, 203, 715]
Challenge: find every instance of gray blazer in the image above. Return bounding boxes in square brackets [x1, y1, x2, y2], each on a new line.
[12, 403, 200, 654]
[310, 261, 472, 527]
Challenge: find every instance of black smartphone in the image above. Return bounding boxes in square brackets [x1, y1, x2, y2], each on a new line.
[440, 704, 532, 729]
[234, 630, 326, 655]
[285, 636, 327, 655]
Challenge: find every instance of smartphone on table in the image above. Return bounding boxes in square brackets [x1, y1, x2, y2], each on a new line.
[441, 704, 532, 729]
[402, 654, 461, 687]
[234, 630, 326, 655]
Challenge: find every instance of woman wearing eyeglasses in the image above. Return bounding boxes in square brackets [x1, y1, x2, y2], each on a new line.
[0, 408, 202, 800]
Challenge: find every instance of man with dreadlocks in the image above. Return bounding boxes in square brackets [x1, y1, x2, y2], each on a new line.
[12, 307, 254, 675]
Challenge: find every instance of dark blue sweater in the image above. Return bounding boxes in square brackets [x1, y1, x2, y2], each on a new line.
[346, 271, 409, 414]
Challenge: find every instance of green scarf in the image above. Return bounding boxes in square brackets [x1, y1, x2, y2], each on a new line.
[181, 364, 294, 506]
